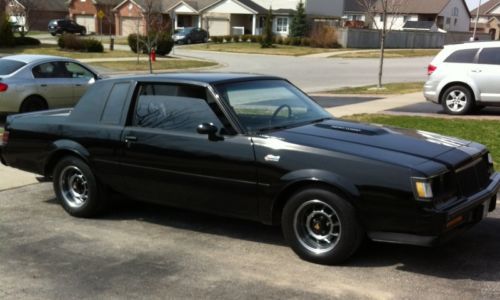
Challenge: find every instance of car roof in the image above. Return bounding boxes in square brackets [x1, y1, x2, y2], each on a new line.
[104, 72, 284, 85]
[445, 40, 500, 50]
[1, 54, 75, 64]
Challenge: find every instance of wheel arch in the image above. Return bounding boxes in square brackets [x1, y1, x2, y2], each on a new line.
[438, 81, 478, 104]
[20, 94, 49, 112]
[44, 140, 90, 178]
[268, 169, 360, 225]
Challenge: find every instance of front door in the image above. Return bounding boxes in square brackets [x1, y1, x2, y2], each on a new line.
[472, 47, 500, 102]
[119, 82, 259, 220]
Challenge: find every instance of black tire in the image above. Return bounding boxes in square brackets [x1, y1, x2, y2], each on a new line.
[53, 156, 108, 218]
[80, 29, 86, 36]
[203, 37, 208, 43]
[187, 38, 192, 44]
[282, 188, 363, 265]
[20, 96, 48, 113]
[441, 85, 474, 115]
[50, 32, 56, 36]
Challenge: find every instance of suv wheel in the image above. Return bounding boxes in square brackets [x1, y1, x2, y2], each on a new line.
[441, 85, 473, 115]
[282, 188, 363, 265]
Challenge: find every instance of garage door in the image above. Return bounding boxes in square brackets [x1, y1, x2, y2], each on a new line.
[121, 17, 142, 36]
[75, 15, 95, 34]
[208, 18, 229, 36]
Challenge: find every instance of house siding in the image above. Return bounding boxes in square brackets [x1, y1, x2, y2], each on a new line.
[440, 0, 470, 32]
[305, 0, 343, 17]
[115, 0, 146, 35]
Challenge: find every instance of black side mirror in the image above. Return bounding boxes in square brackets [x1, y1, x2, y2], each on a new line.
[197, 123, 223, 141]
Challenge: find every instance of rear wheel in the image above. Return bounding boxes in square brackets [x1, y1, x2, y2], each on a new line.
[187, 38, 192, 44]
[282, 188, 363, 265]
[53, 156, 109, 218]
[20, 96, 48, 113]
[80, 28, 86, 36]
[441, 85, 474, 115]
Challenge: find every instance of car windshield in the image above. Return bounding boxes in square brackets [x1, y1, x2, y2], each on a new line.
[0, 59, 26, 75]
[177, 28, 193, 34]
[216, 80, 331, 133]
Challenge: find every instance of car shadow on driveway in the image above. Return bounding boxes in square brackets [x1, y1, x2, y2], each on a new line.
[45, 195, 287, 247]
[349, 216, 500, 280]
[312, 96, 384, 108]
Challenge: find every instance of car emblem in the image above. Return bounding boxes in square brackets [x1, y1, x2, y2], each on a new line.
[264, 154, 280, 162]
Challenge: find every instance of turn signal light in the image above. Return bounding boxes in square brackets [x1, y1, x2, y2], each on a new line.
[427, 64, 437, 76]
[0, 83, 8, 92]
[446, 215, 464, 229]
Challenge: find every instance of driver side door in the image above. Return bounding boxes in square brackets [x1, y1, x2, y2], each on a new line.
[119, 82, 259, 220]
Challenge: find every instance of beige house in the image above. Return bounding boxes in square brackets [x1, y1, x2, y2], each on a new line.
[471, 0, 500, 40]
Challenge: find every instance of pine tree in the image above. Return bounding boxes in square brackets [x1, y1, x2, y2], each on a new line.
[261, 6, 273, 48]
[290, 0, 307, 37]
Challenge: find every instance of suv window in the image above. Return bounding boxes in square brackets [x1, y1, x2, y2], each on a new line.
[132, 83, 222, 132]
[478, 47, 500, 65]
[444, 48, 478, 63]
[0, 59, 26, 75]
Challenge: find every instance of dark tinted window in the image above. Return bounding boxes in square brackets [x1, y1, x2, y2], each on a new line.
[32, 62, 59, 78]
[132, 84, 222, 132]
[0, 59, 26, 75]
[444, 48, 478, 63]
[478, 47, 500, 65]
[101, 82, 130, 124]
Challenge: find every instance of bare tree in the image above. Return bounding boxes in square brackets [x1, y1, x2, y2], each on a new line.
[8, 0, 39, 36]
[358, 0, 403, 88]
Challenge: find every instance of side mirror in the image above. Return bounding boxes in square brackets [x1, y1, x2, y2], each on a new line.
[197, 123, 223, 141]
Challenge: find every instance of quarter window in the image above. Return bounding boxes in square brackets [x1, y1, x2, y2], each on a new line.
[478, 47, 500, 65]
[132, 83, 223, 132]
[101, 82, 130, 124]
[64, 62, 94, 79]
[276, 17, 288, 33]
[444, 48, 478, 63]
[32, 62, 58, 78]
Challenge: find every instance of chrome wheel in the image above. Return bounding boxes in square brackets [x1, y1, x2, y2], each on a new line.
[445, 90, 468, 113]
[293, 199, 341, 254]
[59, 165, 89, 209]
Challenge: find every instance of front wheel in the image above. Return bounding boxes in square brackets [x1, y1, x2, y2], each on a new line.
[53, 156, 108, 218]
[282, 188, 363, 265]
[441, 85, 474, 115]
[80, 29, 86, 36]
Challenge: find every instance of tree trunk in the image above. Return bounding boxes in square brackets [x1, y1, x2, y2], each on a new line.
[378, 10, 388, 88]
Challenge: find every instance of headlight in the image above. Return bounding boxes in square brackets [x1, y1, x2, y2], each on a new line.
[412, 178, 433, 199]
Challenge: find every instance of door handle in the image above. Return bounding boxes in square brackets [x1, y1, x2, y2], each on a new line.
[124, 135, 137, 142]
[40, 84, 48, 87]
[75, 84, 82, 87]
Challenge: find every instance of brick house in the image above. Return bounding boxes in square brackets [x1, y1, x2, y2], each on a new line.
[6, 0, 68, 31]
[471, 0, 500, 40]
[68, 0, 122, 35]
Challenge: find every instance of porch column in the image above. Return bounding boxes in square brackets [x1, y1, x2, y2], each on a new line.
[198, 15, 202, 28]
[252, 14, 256, 35]
[174, 13, 178, 29]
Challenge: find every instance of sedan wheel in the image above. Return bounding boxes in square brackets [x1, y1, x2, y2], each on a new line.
[282, 188, 363, 265]
[53, 156, 108, 217]
[442, 85, 473, 115]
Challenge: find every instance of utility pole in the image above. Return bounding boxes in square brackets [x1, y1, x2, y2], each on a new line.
[472, 0, 482, 40]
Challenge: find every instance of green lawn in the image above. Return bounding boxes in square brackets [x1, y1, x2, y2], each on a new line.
[331, 49, 441, 59]
[0, 44, 140, 59]
[89, 59, 217, 71]
[344, 114, 499, 169]
[330, 82, 424, 95]
[184, 42, 333, 56]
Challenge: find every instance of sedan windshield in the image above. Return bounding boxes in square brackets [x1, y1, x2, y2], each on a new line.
[176, 27, 193, 34]
[0, 59, 26, 76]
[216, 80, 331, 133]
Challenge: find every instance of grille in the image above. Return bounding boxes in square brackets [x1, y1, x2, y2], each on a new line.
[455, 156, 490, 197]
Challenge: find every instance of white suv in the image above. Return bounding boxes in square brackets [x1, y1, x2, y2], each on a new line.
[424, 41, 500, 115]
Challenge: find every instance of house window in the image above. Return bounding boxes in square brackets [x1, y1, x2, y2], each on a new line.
[453, 7, 459, 17]
[403, 15, 409, 23]
[276, 17, 288, 33]
[446, 17, 451, 24]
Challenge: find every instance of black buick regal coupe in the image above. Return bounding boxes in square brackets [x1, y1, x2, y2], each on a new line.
[1, 73, 498, 264]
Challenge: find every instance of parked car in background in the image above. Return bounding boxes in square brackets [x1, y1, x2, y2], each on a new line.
[0, 55, 100, 113]
[172, 27, 209, 44]
[1, 73, 498, 265]
[48, 19, 87, 36]
[424, 41, 500, 115]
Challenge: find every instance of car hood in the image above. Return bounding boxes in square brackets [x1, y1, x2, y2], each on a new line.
[268, 119, 485, 167]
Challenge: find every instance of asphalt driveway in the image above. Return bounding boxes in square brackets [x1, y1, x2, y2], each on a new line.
[1, 183, 499, 299]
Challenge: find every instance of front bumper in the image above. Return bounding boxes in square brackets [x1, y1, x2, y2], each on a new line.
[369, 172, 500, 246]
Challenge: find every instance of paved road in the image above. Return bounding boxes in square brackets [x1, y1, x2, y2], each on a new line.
[173, 48, 431, 93]
[1, 183, 499, 299]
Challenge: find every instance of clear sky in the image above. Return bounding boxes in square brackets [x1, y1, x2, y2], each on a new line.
[466, 0, 483, 10]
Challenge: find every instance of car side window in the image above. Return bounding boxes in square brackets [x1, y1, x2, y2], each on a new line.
[64, 62, 94, 79]
[101, 82, 130, 124]
[32, 62, 58, 78]
[478, 47, 500, 65]
[132, 83, 223, 133]
[444, 48, 478, 63]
